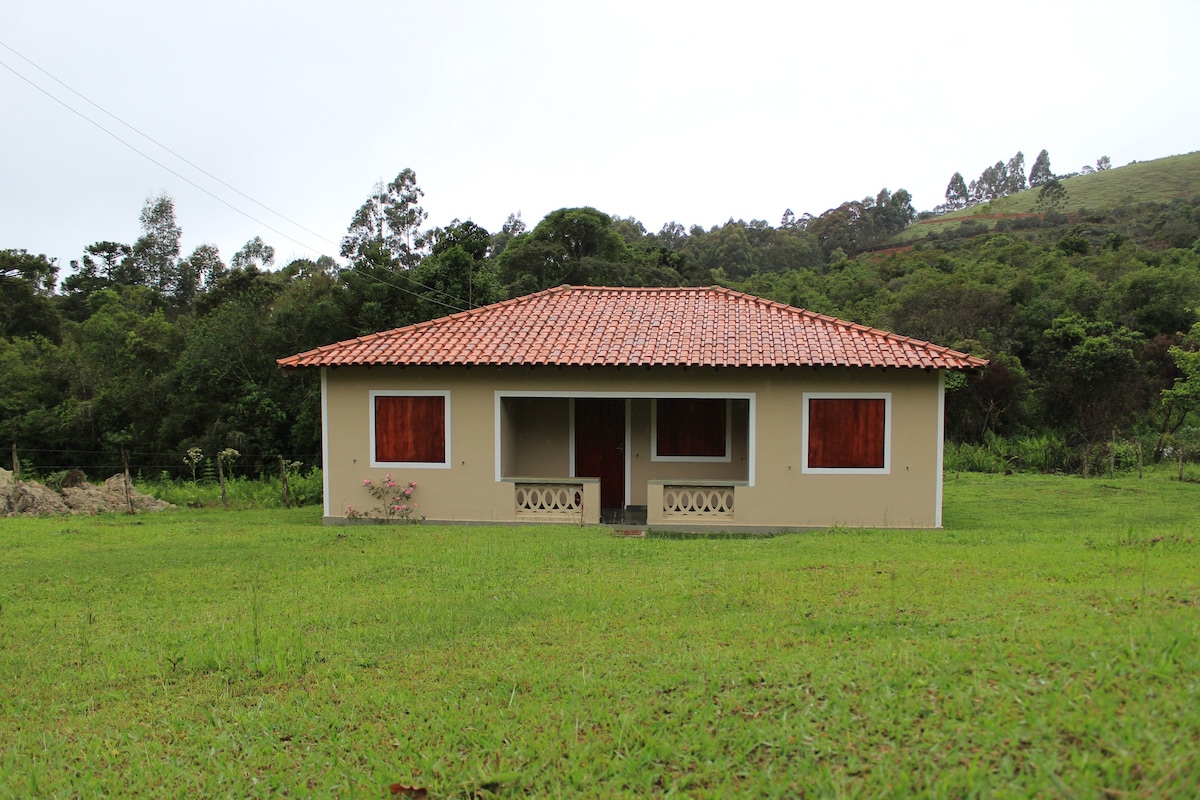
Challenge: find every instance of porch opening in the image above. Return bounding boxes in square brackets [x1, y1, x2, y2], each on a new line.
[497, 394, 752, 524]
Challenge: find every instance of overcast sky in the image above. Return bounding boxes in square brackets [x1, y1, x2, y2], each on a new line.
[3, 0, 1198, 274]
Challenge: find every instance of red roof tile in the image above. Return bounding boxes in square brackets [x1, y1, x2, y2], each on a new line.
[276, 286, 989, 370]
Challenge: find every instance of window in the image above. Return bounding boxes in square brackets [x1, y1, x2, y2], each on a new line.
[370, 391, 450, 468]
[802, 394, 889, 474]
[652, 398, 730, 461]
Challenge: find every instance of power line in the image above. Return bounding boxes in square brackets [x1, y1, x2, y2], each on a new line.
[342, 264, 467, 313]
[0, 39, 341, 250]
[0, 47, 329, 256]
[0, 40, 475, 311]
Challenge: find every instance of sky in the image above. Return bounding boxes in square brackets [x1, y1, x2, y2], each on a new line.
[2, 0, 1199, 275]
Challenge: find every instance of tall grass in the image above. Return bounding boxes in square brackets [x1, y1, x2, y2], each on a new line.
[139, 467, 324, 509]
[944, 432, 1169, 478]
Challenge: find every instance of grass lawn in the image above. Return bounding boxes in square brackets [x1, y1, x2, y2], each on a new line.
[1, 471, 1198, 797]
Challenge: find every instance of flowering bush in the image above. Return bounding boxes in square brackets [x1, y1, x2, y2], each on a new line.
[345, 475, 422, 523]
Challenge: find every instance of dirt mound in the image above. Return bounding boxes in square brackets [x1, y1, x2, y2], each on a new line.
[1, 468, 174, 517]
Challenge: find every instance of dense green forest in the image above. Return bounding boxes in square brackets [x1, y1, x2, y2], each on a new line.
[3, 153, 1200, 481]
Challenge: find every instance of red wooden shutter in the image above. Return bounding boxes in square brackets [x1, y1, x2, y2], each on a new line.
[375, 395, 445, 463]
[657, 398, 726, 457]
[807, 398, 885, 468]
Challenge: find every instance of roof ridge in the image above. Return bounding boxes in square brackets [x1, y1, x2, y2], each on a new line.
[277, 285, 989, 370]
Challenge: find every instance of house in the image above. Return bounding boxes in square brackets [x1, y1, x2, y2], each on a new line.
[277, 285, 986, 530]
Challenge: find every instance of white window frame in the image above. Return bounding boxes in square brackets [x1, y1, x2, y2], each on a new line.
[650, 398, 733, 463]
[369, 390, 452, 469]
[801, 392, 891, 475]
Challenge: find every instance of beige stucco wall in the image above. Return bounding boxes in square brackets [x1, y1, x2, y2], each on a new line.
[503, 397, 571, 477]
[320, 364, 945, 529]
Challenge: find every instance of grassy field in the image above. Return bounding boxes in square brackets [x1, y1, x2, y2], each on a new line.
[891, 150, 1200, 243]
[1, 472, 1198, 797]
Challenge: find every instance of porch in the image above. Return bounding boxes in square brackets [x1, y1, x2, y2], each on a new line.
[496, 393, 754, 526]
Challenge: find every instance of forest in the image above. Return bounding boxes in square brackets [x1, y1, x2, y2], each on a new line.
[3, 152, 1200, 481]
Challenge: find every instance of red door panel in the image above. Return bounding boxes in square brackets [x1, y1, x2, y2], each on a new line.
[575, 398, 625, 510]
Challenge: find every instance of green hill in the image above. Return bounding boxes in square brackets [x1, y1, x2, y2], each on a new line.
[892, 150, 1200, 244]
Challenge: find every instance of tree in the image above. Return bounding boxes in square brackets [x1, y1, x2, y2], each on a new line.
[945, 172, 969, 210]
[498, 207, 633, 293]
[655, 221, 689, 250]
[944, 352, 1029, 440]
[340, 168, 428, 267]
[184, 243, 226, 288]
[1004, 152, 1027, 195]
[489, 212, 526, 258]
[420, 220, 494, 309]
[1156, 332, 1200, 460]
[1034, 313, 1144, 461]
[60, 286, 182, 456]
[1096, 155, 1112, 171]
[131, 193, 182, 293]
[0, 249, 61, 340]
[869, 188, 915, 235]
[410, 242, 502, 318]
[231, 236, 276, 270]
[971, 161, 1006, 204]
[1028, 149, 1053, 187]
[1036, 179, 1068, 214]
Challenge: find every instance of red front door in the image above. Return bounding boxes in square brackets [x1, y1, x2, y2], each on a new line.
[575, 398, 625, 512]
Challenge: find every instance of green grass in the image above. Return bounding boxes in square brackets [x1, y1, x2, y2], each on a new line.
[2, 471, 1198, 797]
[891, 150, 1200, 243]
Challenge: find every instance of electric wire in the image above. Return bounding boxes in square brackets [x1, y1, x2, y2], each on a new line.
[342, 263, 466, 313]
[0, 55, 327, 256]
[0, 39, 340, 250]
[0, 41, 475, 312]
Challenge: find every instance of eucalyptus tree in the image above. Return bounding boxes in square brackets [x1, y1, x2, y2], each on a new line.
[131, 193, 182, 293]
[340, 168, 428, 268]
[231, 236, 275, 270]
[1029, 149, 1053, 186]
[945, 172, 969, 210]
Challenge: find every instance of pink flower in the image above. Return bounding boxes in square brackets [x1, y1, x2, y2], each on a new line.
[400, 504, 408, 511]
[392, 505, 401, 512]
[404, 488, 413, 497]
[409, 481, 417, 488]
[362, 479, 372, 487]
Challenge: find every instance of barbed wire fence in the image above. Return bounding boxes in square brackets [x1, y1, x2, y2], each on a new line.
[6, 443, 323, 508]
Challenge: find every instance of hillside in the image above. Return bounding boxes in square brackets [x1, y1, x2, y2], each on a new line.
[890, 150, 1200, 244]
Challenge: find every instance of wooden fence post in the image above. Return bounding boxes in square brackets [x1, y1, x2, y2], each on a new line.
[121, 449, 135, 515]
[10, 443, 19, 488]
[217, 453, 228, 510]
[1109, 428, 1117, 478]
[279, 457, 291, 508]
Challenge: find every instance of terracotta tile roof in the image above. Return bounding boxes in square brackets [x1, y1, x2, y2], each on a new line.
[276, 285, 989, 370]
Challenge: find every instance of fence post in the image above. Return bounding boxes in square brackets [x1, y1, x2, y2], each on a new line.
[1109, 428, 1117, 478]
[121, 449, 135, 515]
[10, 443, 19, 488]
[279, 457, 291, 508]
[217, 453, 228, 510]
